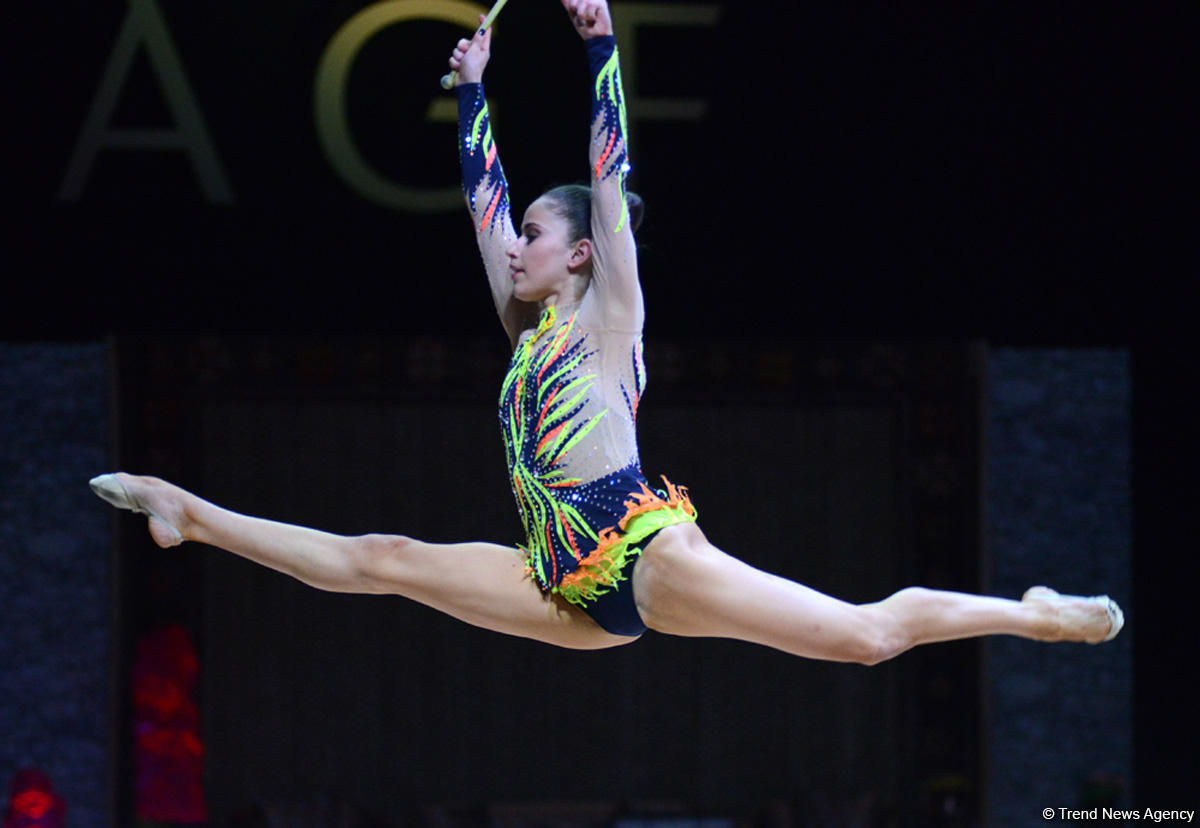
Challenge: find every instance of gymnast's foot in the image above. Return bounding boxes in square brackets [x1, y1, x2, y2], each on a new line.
[89, 472, 190, 548]
[1022, 586, 1124, 644]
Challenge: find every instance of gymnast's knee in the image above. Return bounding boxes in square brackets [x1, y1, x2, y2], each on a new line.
[851, 592, 922, 666]
[850, 630, 907, 666]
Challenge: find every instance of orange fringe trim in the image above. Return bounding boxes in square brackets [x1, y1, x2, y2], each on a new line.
[555, 477, 696, 604]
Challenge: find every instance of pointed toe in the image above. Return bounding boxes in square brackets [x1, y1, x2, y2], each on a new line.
[89, 472, 183, 546]
[90, 473, 133, 511]
[1097, 596, 1124, 642]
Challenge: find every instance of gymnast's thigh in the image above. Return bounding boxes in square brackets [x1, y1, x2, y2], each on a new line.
[365, 534, 636, 650]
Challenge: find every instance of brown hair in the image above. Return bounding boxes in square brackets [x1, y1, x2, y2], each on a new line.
[541, 184, 644, 242]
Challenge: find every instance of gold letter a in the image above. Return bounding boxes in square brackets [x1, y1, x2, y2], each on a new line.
[59, 0, 233, 203]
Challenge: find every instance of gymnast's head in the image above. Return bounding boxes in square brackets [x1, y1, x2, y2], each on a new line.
[507, 185, 644, 304]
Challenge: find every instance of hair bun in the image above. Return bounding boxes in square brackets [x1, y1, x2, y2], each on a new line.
[625, 191, 645, 234]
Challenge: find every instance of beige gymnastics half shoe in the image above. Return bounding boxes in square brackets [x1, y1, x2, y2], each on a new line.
[90, 473, 183, 546]
[1023, 585, 1124, 643]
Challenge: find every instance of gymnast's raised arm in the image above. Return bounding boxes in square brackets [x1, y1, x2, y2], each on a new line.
[450, 20, 535, 348]
[566, 0, 644, 333]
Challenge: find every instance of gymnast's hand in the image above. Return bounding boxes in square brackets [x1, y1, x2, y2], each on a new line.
[448, 15, 492, 86]
[562, 0, 613, 39]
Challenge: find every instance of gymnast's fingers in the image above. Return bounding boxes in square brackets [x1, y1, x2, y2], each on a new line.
[564, 0, 610, 38]
[448, 17, 492, 86]
[442, 8, 499, 89]
[471, 19, 492, 55]
[449, 39, 469, 66]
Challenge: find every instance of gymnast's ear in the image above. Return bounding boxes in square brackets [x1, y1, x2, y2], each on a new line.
[569, 237, 593, 270]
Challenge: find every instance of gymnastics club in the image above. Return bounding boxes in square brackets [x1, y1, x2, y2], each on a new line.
[440, 0, 510, 90]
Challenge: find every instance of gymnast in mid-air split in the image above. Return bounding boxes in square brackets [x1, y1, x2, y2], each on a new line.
[91, 0, 1122, 660]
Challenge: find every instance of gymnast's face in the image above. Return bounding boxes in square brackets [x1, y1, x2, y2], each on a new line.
[507, 198, 589, 304]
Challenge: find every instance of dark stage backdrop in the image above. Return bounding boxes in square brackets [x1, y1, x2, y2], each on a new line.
[3, 0, 1159, 343]
[113, 335, 985, 825]
[0, 343, 1143, 826]
[0, 345, 110, 828]
[6, 0, 1177, 818]
[985, 350, 1131, 825]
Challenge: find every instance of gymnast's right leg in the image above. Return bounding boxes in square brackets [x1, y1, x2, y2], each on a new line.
[90, 473, 633, 651]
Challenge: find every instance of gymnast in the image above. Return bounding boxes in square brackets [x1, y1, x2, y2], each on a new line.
[90, 0, 1122, 659]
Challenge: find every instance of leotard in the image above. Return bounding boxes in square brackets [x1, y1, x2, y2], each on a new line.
[456, 35, 696, 636]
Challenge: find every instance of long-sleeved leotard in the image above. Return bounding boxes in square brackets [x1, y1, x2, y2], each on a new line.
[457, 36, 696, 624]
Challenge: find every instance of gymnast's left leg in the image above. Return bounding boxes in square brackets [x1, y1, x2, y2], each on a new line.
[632, 523, 1121, 665]
[89, 472, 635, 650]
